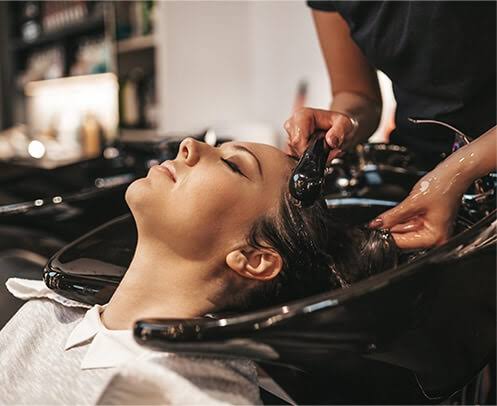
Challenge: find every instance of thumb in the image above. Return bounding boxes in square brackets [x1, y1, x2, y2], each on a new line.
[325, 126, 345, 149]
[369, 201, 418, 230]
[392, 231, 435, 250]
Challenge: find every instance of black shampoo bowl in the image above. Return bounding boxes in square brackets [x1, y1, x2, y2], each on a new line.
[42, 204, 496, 403]
[131, 211, 495, 404]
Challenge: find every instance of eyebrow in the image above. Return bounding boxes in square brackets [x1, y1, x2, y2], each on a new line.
[231, 145, 263, 179]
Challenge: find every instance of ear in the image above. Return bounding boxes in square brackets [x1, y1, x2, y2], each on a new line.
[225, 247, 283, 281]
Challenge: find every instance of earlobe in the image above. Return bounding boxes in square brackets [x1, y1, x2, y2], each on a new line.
[225, 248, 282, 281]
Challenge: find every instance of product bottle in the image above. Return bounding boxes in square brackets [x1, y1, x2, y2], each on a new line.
[80, 113, 104, 158]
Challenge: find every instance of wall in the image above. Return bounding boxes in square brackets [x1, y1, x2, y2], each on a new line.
[156, 1, 395, 145]
[156, 1, 253, 135]
[249, 1, 330, 136]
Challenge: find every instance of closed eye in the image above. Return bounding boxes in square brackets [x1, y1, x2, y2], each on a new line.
[221, 158, 247, 178]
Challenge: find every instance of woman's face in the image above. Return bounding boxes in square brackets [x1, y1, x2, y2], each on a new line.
[126, 138, 292, 262]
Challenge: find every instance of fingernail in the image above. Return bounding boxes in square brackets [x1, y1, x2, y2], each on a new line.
[329, 136, 338, 148]
[369, 217, 383, 228]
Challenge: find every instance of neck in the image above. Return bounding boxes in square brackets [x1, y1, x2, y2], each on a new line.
[101, 237, 221, 330]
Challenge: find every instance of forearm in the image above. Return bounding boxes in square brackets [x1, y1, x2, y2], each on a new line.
[435, 125, 496, 194]
[330, 91, 382, 148]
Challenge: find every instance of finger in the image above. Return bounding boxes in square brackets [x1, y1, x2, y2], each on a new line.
[291, 137, 308, 157]
[286, 142, 299, 158]
[289, 109, 336, 149]
[292, 125, 310, 154]
[288, 118, 311, 153]
[391, 230, 436, 250]
[390, 217, 423, 234]
[324, 116, 351, 148]
[369, 201, 418, 229]
[284, 120, 292, 137]
[284, 119, 302, 148]
[309, 109, 340, 130]
[325, 127, 344, 149]
[283, 118, 297, 146]
[283, 142, 293, 155]
[327, 149, 343, 162]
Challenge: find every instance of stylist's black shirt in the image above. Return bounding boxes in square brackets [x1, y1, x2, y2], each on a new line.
[308, 1, 496, 170]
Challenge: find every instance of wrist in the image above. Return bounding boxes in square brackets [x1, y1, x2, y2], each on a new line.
[439, 126, 496, 192]
[330, 91, 382, 146]
[434, 147, 477, 195]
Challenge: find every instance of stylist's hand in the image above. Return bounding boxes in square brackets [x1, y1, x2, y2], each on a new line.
[284, 108, 357, 160]
[370, 125, 496, 249]
[369, 170, 466, 249]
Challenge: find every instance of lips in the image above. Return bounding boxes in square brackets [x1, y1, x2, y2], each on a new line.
[158, 160, 177, 182]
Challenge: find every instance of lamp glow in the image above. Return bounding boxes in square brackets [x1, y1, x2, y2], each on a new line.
[28, 140, 46, 159]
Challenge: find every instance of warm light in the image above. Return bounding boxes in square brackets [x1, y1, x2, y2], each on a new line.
[204, 128, 217, 146]
[28, 140, 46, 159]
[25, 73, 119, 143]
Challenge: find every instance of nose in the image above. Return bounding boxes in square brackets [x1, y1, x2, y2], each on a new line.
[178, 137, 201, 167]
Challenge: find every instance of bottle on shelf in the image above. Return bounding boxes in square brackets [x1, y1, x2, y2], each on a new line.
[70, 36, 109, 76]
[41, 1, 89, 33]
[120, 69, 142, 128]
[115, 1, 156, 40]
[79, 112, 105, 159]
[119, 68, 157, 130]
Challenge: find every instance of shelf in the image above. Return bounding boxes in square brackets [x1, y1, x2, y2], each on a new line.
[10, 14, 105, 52]
[117, 35, 155, 54]
[24, 73, 117, 96]
[120, 128, 162, 142]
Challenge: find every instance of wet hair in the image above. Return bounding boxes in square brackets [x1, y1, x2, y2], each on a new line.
[226, 163, 401, 312]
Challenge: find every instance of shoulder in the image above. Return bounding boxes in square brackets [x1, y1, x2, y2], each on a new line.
[97, 354, 261, 405]
[1, 298, 85, 335]
[307, 1, 337, 12]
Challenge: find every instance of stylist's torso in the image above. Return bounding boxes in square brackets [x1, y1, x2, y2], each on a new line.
[309, 1, 496, 170]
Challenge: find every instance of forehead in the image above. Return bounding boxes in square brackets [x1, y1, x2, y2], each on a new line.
[239, 141, 292, 172]
[223, 141, 292, 192]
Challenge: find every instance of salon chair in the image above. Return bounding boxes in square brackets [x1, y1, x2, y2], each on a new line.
[39, 139, 496, 404]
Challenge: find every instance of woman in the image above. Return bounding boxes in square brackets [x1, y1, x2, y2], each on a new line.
[0, 138, 397, 405]
[285, 2, 495, 171]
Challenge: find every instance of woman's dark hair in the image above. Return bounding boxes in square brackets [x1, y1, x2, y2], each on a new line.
[229, 188, 401, 312]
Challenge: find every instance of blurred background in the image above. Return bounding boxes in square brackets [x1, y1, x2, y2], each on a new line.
[0, 1, 396, 166]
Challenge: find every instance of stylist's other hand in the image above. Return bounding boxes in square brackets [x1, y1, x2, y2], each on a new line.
[369, 171, 465, 249]
[371, 125, 496, 249]
[284, 108, 356, 160]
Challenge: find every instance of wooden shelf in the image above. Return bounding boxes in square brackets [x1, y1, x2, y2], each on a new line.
[10, 14, 105, 52]
[120, 129, 168, 145]
[117, 35, 155, 54]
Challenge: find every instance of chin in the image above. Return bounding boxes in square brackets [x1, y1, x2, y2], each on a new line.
[124, 178, 150, 213]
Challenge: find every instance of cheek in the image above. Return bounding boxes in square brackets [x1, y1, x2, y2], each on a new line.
[180, 174, 246, 226]
[173, 172, 262, 248]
